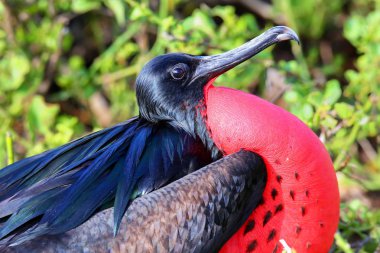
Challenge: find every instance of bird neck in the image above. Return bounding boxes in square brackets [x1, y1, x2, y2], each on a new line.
[193, 100, 222, 160]
[139, 99, 221, 160]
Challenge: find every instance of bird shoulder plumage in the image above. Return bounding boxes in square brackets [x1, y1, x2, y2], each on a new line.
[0, 117, 212, 248]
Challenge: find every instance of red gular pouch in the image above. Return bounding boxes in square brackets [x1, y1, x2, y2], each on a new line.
[205, 85, 340, 253]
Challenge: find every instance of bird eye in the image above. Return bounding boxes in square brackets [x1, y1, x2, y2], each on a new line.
[170, 64, 188, 80]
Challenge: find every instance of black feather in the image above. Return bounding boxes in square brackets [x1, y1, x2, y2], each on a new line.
[0, 117, 212, 247]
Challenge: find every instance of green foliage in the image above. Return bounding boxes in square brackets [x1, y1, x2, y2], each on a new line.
[275, 0, 380, 189]
[0, 0, 379, 251]
[337, 200, 380, 253]
[273, 0, 380, 251]
[273, 0, 344, 39]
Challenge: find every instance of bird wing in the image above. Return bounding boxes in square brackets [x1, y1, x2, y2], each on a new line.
[4, 150, 266, 253]
[0, 117, 211, 248]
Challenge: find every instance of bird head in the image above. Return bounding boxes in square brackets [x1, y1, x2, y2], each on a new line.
[136, 26, 299, 137]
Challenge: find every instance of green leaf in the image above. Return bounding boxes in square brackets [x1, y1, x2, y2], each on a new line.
[182, 10, 216, 37]
[343, 16, 364, 47]
[323, 79, 342, 105]
[0, 53, 30, 91]
[334, 103, 354, 119]
[335, 233, 354, 253]
[284, 90, 301, 103]
[291, 103, 314, 123]
[307, 91, 323, 107]
[72, 0, 101, 13]
[27, 96, 59, 140]
[104, 0, 126, 25]
[321, 115, 338, 129]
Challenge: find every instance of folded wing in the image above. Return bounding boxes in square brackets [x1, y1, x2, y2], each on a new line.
[0, 118, 211, 248]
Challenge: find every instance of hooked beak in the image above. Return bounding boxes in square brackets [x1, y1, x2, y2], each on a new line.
[191, 26, 299, 84]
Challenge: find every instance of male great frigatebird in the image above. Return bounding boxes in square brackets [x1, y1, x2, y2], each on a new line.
[0, 26, 339, 253]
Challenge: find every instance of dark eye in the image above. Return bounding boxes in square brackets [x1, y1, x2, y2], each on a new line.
[170, 64, 188, 80]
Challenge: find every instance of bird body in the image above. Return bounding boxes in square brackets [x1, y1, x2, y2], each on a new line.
[206, 86, 339, 252]
[0, 26, 340, 253]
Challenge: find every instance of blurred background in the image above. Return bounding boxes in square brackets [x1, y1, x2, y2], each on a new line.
[0, 0, 379, 251]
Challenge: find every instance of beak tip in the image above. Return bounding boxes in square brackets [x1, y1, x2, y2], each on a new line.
[272, 26, 300, 45]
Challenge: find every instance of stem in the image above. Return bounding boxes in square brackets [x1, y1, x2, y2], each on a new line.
[98, 65, 139, 85]
[0, 0, 16, 45]
[334, 123, 361, 170]
[6, 131, 14, 165]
